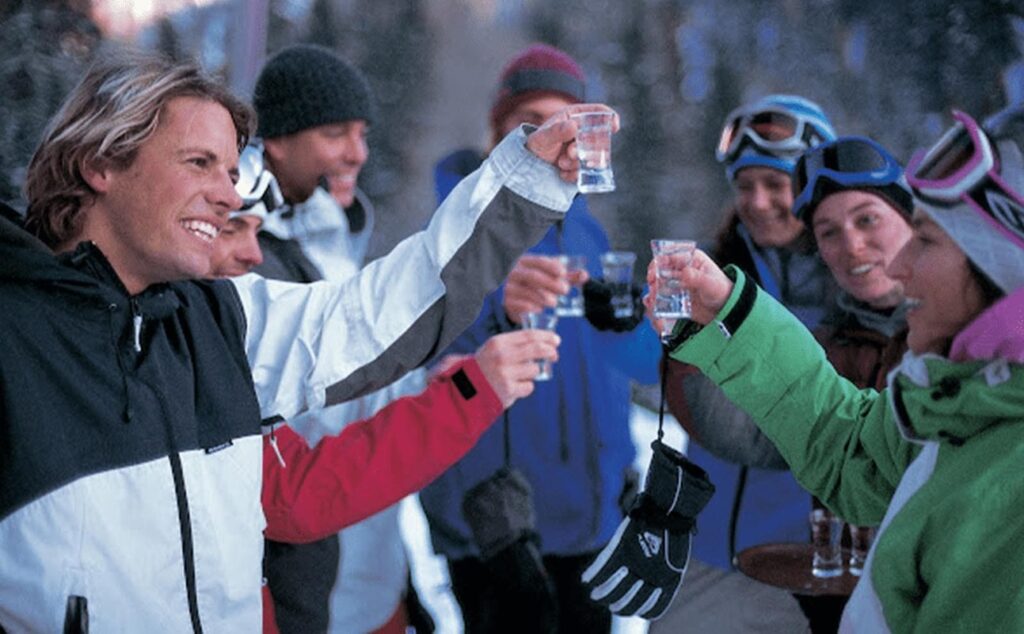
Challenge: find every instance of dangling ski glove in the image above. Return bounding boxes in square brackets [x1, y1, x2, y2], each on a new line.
[462, 467, 558, 632]
[583, 279, 645, 332]
[581, 440, 715, 619]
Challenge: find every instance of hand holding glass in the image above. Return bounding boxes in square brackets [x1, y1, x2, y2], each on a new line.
[650, 240, 696, 339]
[571, 112, 616, 193]
[520, 311, 559, 380]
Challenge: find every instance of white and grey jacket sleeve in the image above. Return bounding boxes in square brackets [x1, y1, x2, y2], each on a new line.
[232, 127, 577, 420]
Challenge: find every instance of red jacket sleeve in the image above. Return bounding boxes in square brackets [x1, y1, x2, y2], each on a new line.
[262, 357, 503, 543]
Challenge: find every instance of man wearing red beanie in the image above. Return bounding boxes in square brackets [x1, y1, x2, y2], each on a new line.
[487, 44, 588, 146]
[423, 43, 662, 633]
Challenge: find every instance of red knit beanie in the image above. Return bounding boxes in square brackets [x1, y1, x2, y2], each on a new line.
[489, 43, 586, 137]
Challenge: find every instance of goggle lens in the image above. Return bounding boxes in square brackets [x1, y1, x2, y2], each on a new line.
[717, 107, 811, 163]
[912, 124, 976, 182]
[795, 139, 891, 196]
[747, 111, 798, 141]
[792, 137, 909, 223]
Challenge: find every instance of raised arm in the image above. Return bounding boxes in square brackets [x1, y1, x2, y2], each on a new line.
[657, 259, 916, 524]
[262, 329, 560, 542]
[236, 115, 599, 420]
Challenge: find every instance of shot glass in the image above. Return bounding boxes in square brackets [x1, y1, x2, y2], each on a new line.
[520, 311, 559, 380]
[810, 508, 844, 578]
[847, 524, 875, 576]
[600, 251, 637, 318]
[570, 111, 616, 193]
[555, 254, 587, 317]
[650, 240, 696, 339]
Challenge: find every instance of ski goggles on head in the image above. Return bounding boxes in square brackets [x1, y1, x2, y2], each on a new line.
[234, 143, 283, 216]
[716, 106, 826, 164]
[792, 136, 905, 221]
[906, 110, 1024, 247]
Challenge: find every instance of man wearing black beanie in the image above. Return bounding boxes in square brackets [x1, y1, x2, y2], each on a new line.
[251, 44, 428, 634]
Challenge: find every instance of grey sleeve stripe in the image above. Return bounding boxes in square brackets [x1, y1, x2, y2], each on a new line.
[323, 187, 559, 406]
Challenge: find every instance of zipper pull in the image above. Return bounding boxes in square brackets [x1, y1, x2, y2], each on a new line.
[63, 595, 89, 634]
[130, 298, 143, 353]
[268, 429, 287, 468]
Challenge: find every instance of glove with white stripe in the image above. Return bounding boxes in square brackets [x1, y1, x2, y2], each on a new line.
[581, 440, 715, 619]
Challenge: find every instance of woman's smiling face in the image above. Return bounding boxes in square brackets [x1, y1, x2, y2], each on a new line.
[886, 210, 988, 355]
[812, 190, 913, 308]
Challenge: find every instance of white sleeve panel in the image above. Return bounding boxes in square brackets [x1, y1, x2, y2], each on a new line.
[234, 127, 575, 420]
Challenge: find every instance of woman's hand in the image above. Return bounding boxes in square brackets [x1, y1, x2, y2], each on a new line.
[644, 248, 734, 327]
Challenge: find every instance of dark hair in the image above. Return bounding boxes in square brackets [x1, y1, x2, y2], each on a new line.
[968, 260, 1006, 307]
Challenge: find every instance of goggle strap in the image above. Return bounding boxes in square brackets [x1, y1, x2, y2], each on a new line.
[973, 172, 1024, 247]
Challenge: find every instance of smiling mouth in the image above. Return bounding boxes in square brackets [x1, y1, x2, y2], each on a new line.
[849, 263, 875, 276]
[181, 219, 219, 243]
[325, 174, 356, 188]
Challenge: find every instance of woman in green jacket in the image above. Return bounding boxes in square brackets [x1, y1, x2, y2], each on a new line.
[648, 109, 1024, 632]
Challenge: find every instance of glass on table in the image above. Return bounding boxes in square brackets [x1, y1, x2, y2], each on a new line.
[847, 524, 875, 576]
[809, 508, 843, 579]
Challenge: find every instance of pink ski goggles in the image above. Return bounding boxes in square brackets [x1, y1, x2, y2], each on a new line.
[906, 110, 1024, 248]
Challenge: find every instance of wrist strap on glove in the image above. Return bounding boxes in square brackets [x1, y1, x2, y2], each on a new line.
[634, 440, 715, 529]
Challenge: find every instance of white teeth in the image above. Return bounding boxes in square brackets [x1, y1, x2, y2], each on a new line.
[181, 219, 218, 243]
[849, 263, 874, 276]
[905, 297, 922, 309]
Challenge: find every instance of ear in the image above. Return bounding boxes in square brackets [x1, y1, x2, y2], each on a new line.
[80, 158, 113, 194]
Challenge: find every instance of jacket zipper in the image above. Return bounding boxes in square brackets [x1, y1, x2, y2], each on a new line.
[129, 298, 203, 631]
[169, 446, 204, 633]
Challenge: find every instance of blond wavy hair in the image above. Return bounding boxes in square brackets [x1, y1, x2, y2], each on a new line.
[24, 48, 255, 248]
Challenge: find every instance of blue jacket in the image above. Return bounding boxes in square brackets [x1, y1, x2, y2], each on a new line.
[420, 149, 662, 558]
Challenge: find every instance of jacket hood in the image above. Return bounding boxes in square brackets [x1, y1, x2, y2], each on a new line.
[888, 352, 1024, 446]
[949, 287, 1024, 364]
[1, 204, 181, 316]
[0, 203, 68, 284]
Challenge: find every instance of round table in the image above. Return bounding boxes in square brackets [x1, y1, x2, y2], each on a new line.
[735, 543, 859, 633]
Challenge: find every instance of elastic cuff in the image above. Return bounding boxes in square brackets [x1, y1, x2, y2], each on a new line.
[715, 265, 757, 338]
[491, 126, 577, 212]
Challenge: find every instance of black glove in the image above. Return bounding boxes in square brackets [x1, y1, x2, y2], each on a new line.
[581, 440, 715, 620]
[583, 278, 644, 332]
[462, 468, 558, 633]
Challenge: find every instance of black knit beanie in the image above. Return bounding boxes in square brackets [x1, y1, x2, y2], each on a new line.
[253, 44, 376, 139]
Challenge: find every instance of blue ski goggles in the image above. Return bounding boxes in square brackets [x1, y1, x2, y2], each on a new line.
[792, 136, 907, 223]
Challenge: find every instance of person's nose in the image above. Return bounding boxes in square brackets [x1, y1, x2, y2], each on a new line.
[340, 131, 369, 167]
[842, 228, 867, 256]
[748, 184, 771, 213]
[237, 232, 263, 269]
[212, 171, 244, 215]
[886, 241, 911, 283]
